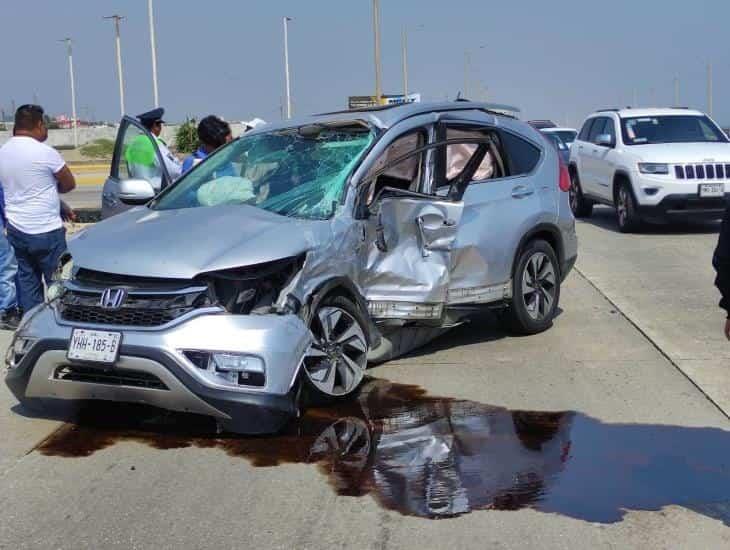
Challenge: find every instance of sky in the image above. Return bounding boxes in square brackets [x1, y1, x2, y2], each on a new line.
[2, 0, 730, 128]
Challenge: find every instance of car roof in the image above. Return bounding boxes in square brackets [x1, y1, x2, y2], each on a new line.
[590, 107, 705, 119]
[250, 101, 522, 134]
[541, 127, 577, 133]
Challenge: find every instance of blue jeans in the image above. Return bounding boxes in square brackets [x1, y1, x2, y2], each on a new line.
[6, 225, 66, 312]
[0, 229, 18, 312]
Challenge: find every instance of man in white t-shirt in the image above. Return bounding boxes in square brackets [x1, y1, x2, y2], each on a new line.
[0, 104, 76, 313]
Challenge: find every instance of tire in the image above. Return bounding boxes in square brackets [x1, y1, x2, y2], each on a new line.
[300, 294, 369, 403]
[569, 170, 593, 218]
[506, 239, 561, 335]
[615, 181, 641, 233]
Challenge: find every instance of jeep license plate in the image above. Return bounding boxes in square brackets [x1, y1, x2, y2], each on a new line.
[67, 329, 122, 364]
[699, 183, 724, 198]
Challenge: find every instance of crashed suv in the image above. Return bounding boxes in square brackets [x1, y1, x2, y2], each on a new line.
[6, 101, 577, 433]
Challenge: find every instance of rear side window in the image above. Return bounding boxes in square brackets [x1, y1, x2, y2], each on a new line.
[578, 119, 594, 141]
[444, 128, 502, 184]
[500, 131, 541, 175]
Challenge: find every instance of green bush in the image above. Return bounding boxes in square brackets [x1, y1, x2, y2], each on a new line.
[80, 138, 115, 159]
[175, 118, 198, 154]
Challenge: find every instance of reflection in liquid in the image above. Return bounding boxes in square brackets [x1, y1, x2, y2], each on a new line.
[37, 378, 730, 524]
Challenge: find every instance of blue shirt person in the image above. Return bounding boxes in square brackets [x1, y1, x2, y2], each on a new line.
[181, 115, 233, 175]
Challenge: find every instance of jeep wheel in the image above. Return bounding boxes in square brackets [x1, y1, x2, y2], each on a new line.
[507, 239, 560, 335]
[616, 182, 641, 233]
[302, 295, 369, 401]
[569, 171, 593, 218]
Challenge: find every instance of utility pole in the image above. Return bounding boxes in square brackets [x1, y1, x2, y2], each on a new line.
[464, 51, 471, 98]
[372, 0, 382, 104]
[401, 27, 408, 98]
[148, 0, 160, 107]
[674, 74, 680, 107]
[283, 16, 292, 119]
[60, 38, 78, 148]
[707, 63, 713, 117]
[104, 15, 126, 117]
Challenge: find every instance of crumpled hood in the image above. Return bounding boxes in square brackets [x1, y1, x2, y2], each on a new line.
[70, 205, 330, 279]
[627, 142, 730, 164]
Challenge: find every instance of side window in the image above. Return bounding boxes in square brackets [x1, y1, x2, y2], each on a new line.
[588, 117, 607, 143]
[115, 121, 163, 188]
[500, 131, 541, 175]
[578, 119, 594, 141]
[364, 130, 426, 204]
[604, 118, 616, 142]
[442, 128, 502, 185]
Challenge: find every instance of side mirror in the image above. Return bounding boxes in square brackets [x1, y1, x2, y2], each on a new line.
[595, 134, 614, 148]
[118, 178, 156, 205]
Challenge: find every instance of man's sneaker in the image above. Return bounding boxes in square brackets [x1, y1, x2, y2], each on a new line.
[0, 308, 21, 330]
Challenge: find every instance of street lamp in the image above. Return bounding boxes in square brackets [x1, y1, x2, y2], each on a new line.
[401, 24, 424, 99]
[59, 38, 78, 148]
[148, 0, 160, 107]
[283, 16, 293, 119]
[464, 45, 486, 100]
[103, 15, 126, 117]
[372, 0, 382, 104]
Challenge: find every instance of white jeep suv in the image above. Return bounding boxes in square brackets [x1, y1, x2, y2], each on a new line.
[568, 108, 730, 232]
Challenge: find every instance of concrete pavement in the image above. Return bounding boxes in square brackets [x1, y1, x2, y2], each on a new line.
[0, 212, 729, 549]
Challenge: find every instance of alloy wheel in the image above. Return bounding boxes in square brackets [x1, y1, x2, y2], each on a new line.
[303, 306, 368, 397]
[617, 187, 629, 227]
[521, 252, 557, 321]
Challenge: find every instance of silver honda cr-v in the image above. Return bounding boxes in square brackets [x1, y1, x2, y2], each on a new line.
[6, 101, 577, 433]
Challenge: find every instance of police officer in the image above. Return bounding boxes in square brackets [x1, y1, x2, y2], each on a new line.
[136, 108, 182, 180]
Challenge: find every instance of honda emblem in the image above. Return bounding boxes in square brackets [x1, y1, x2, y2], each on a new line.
[99, 288, 128, 310]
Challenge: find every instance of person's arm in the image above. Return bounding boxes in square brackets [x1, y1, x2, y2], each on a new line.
[712, 205, 730, 339]
[54, 165, 76, 194]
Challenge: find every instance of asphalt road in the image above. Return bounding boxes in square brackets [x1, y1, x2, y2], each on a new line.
[1, 206, 729, 549]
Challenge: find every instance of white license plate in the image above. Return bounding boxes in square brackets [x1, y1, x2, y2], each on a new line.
[699, 183, 724, 198]
[67, 329, 122, 364]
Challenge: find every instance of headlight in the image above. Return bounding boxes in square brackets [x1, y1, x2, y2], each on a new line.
[52, 252, 74, 281]
[638, 163, 669, 175]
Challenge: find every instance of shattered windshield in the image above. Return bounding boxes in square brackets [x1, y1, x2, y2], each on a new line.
[152, 124, 374, 219]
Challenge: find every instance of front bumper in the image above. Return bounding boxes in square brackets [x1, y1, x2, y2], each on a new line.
[5, 305, 312, 434]
[637, 193, 729, 220]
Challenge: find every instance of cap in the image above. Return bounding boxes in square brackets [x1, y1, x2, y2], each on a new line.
[137, 107, 165, 125]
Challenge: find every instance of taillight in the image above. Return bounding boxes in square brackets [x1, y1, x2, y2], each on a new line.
[558, 158, 570, 192]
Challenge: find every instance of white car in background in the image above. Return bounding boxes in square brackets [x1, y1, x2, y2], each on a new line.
[568, 107, 730, 232]
[542, 127, 577, 148]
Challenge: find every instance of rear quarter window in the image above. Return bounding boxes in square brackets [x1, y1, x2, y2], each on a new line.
[500, 131, 541, 175]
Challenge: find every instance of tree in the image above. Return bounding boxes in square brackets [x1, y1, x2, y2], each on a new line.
[175, 118, 197, 154]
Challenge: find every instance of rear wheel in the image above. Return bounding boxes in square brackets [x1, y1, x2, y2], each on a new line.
[301, 295, 369, 402]
[506, 239, 560, 335]
[616, 182, 641, 233]
[569, 170, 593, 218]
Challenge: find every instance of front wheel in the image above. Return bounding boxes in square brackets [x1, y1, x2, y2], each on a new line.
[569, 171, 593, 218]
[301, 295, 369, 402]
[506, 240, 561, 335]
[616, 182, 642, 233]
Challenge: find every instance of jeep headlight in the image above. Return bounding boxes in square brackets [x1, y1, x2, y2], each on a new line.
[638, 163, 669, 175]
[47, 253, 74, 302]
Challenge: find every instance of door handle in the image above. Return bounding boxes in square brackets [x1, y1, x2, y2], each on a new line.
[511, 185, 534, 199]
[415, 216, 431, 258]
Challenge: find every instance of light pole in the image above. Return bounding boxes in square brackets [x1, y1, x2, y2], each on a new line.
[464, 45, 486, 100]
[283, 16, 292, 119]
[401, 27, 408, 98]
[372, 0, 382, 104]
[148, 0, 159, 107]
[707, 63, 713, 117]
[674, 74, 680, 107]
[104, 15, 126, 117]
[60, 38, 78, 148]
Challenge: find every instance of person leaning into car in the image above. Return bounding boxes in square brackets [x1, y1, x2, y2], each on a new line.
[713, 204, 730, 339]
